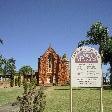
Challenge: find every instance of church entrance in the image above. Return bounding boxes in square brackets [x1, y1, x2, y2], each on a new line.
[46, 74, 55, 84]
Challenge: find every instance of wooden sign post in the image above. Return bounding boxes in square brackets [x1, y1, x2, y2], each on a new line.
[70, 46, 103, 112]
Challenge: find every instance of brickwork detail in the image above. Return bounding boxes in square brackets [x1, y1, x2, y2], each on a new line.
[37, 47, 69, 85]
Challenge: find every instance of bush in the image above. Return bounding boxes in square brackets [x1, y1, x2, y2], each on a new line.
[17, 79, 46, 112]
[23, 80, 28, 94]
[10, 76, 14, 87]
[17, 94, 32, 112]
[18, 76, 21, 87]
[15, 77, 18, 86]
[33, 87, 46, 112]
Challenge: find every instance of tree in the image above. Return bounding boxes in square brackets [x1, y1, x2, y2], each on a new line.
[62, 54, 67, 59]
[0, 38, 16, 87]
[0, 38, 3, 73]
[101, 38, 112, 87]
[78, 21, 109, 55]
[18, 74, 21, 87]
[15, 77, 18, 86]
[7, 58, 16, 75]
[0, 38, 3, 71]
[0, 55, 4, 73]
[0, 38, 3, 75]
[103, 72, 109, 85]
[6, 58, 16, 87]
[78, 21, 112, 88]
[0, 57, 16, 86]
[19, 65, 33, 82]
[1, 57, 7, 81]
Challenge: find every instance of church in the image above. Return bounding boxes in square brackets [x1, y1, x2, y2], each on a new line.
[36, 46, 70, 85]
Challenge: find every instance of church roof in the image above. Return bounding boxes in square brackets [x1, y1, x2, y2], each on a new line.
[47, 46, 56, 53]
[40, 45, 58, 58]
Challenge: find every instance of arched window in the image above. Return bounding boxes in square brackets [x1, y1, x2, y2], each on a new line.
[48, 55, 52, 68]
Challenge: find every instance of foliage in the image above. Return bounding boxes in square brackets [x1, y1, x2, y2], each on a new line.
[17, 92, 33, 112]
[0, 55, 4, 73]
[33, 86, 46, 112]
[0, 39, 16, 87]
[101, 38, 112, 87]
[78, 21, 109, 59]
[79, 21, 109, 43]
[15, 77, 18, 86]
[10, 76, 14, 87]
[19, 65, 33, 82]
[17, 78, 46, 112]
[19, 65, 33, 76]
[78, 21, 112, 87]
[18, 75, 21, 87]
[62, 54, 67, 59]
[7, 58, 16, 74]
[0, 56, 16, 83]
[23, 80, 28, 94]
[0, 57, 7, 78]
[29, 77, 37, 91]
[78, 21, 109, 54]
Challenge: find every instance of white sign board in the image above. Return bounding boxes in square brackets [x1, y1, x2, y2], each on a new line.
[71, 46, 102, 87]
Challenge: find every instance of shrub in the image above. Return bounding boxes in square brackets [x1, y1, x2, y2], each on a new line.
[33, 86, 46, 112]
[15, 77, 18, 86]
[23, 80, 28, 94]
[18, 75, 21, 87]
[17, 93, 32, 112]
[10, 76, 14, 87]
[17, 79, 46, 112]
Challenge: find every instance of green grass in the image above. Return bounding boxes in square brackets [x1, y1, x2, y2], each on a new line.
[0, 87, 23, 106]
[0, 86, 112, 112]
[44, 86, 112, 112]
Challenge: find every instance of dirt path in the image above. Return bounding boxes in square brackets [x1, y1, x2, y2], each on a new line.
[0, 86, 52, 112]
[0, 103, 19, 112]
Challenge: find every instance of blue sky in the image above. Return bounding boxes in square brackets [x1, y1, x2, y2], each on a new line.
[0, 0, 112, 71]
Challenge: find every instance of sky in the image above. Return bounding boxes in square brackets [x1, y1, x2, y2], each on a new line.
[0, 0, 112, 71]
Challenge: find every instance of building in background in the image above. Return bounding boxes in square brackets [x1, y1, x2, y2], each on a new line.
[37, 46, 69, 85]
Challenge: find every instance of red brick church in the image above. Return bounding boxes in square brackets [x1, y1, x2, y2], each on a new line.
[36, 46, 70, 85]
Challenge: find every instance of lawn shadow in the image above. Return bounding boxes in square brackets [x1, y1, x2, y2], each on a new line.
[54, 88, 83, 91]
[54, 87, 102, 91]
[103, 85, 112, 90]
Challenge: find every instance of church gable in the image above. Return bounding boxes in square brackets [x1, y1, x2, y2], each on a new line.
[41, 47, 59, 60]
[37, 47, 69, 85]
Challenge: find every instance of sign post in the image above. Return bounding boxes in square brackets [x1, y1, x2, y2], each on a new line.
[70, 46, 103, 112]
[70, 83, 72, 112]
[100, 87, 103, 112]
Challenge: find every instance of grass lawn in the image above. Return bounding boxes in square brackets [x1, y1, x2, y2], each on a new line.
[44, 86, 112, 112]
[0, 87, 23, 106]
[0, 86, 112, 112]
